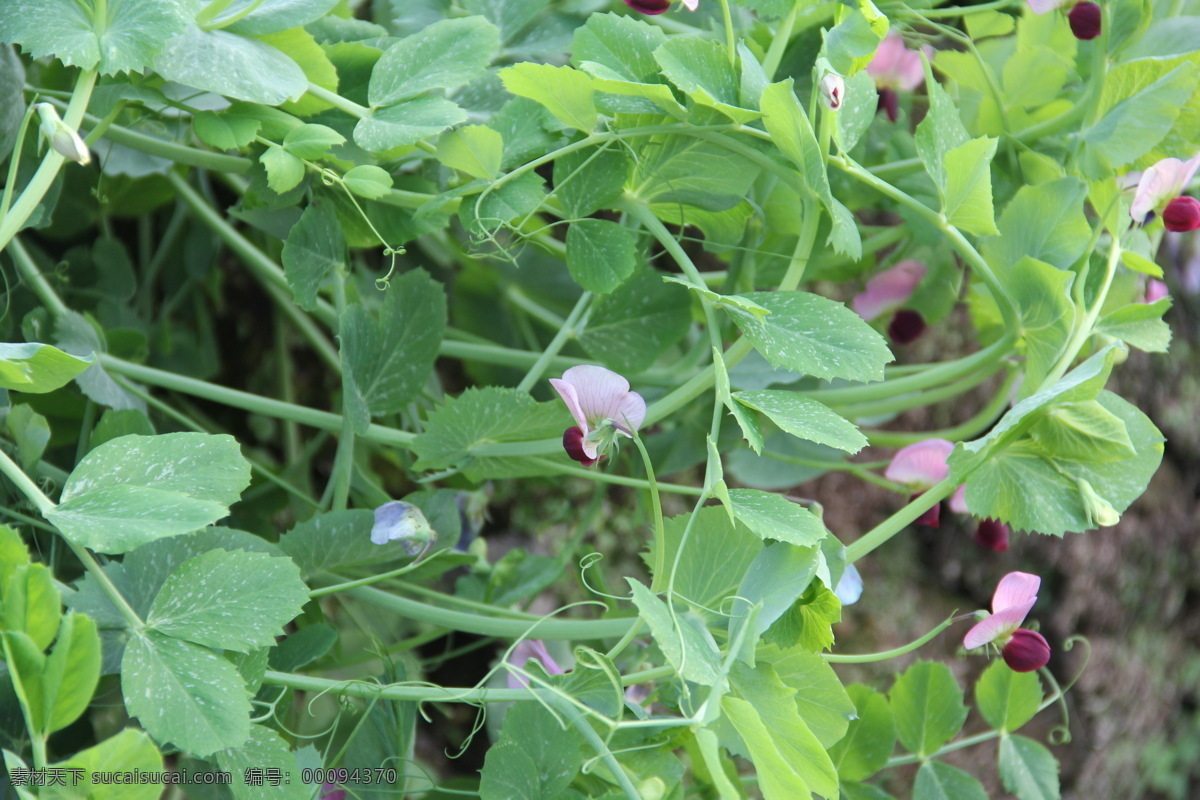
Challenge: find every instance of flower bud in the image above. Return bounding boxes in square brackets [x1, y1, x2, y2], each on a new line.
[1068, 2, 1102, 41]
[1002, 628, 1051, 672]
[34, 102, 90, 165]
[973, 519, 1010, 552]
[887, 309, 926, 345]
[1076, 478, 1120, 527]
[819, 73, 845, 110]
[912, 493, 942, 527]
[1163, 196, 1200, 232]
[877, 88, 900, 122]
[371, 500, 437, 553]
[623, 0, 671, 13]
[562, 426, 598, 466]
[637, 778, 667, 800]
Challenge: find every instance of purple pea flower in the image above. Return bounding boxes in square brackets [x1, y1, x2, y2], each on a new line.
[884, 439, 954, 527]
[550, 366, 646, 466]
[853, 259, 928, 345]
[1129, 154, 1200, 227]
[963, 571, 1051, 672]
[866, 35, 930, 122]
[506, 639, 565, 689]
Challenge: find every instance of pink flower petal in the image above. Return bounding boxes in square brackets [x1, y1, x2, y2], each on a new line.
[550, 378, 589, 435]
[867, 35, 926, 92]
[992, 571, 1040, 614]
[558, 366, 635, 427]
[963, 613, 1015, 650]
[1027, 0, 1071, 13]
[853, 259, 927, 321]
[506, 639, 564, 689]
[949, 484, 969, 514]
[1132, 154, 1200, 222]
[884, 438, 954, 490]
[1143, 279, 1169, 304]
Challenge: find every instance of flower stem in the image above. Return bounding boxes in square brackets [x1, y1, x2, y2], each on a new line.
[516, 291, 591, 393]
[825, 615, 956, 662]
[844, 475, 959, 564]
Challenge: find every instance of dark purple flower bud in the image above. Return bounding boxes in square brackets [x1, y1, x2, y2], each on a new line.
[320, 783, 346, 800]
[1002, 628, 1051, 672]
[912, 494, 941, 527]
[887, 309, 926, 345]
[1068, 2, 1102, 41]
[974, 519, 1010, 552]
[1163, 196, 1200, 232]
[624, 0, 672, 13]
[877, 87, 900, 123]
[563, 427, 598, 465]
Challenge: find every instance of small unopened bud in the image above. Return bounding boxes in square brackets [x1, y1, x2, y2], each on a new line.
[1076, 478, 1120, 527]
[623, 0, 671, 13]
[371, 500, 436, 553]
[877, 87, 900, 122]
[887, 309, 927, 345]
[562, 426, 598, 466]
[973, 519, 1010, 552]
[819, 73, 845, 110]
[1068, 2, 1102, 41]
[34, 102, 90, 165]
[1002, 629, 1051, 672]
[1163, 196, 1200, 232]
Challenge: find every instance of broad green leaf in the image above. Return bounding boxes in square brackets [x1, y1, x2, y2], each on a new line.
[1006, 258, 1076, 394]
[155, 25, 306, 105]
[628, 134, 760, 212]
[193, 109, 262, 150]
[369, 16, 499, 106]
[462, 0, 543, 42]
[259, 144, 305, 193]
[1120, 250, 1163, 277]
[6, 404, 50, 471]
[728, 542, 820, 648]
[644, 506, 762, 613]
[264, 28, 335, 117]
[2, 562, 61, 650]
[554, 647, 624, 719]
[342, 164, 393, 199]
[828, 684, 896, 781]
[571, 12, 666, 84]
[0, 0, 188, 75]
[269, 623, 337, 671]
[277, 509, 394, 576]
[842, 782, 897, 800]
[730, 662, 840, 797]
[760, 79, 860, 257]
[354, 96, 468, 152]
[47, 433, 251, 554]
[1, 751, 36, 800]
[499, 62, 598, 132]
[460, 171, 547, 236]
[55, 311, 144, 412]
[915, 79, 970, 190]
[477, 740, 541, 800]
[1030, 400, 1136, 462]
[726, 291, 893, 382]
[999, 734, 1061, 800]
[0, 46, 24, 163]
[985, 178, 1091, 271]
[340, 269, 446, 433]
[626, 578, 723, 686]
[122, 631, 251, 757]
[913, 760, 988, 800]
[282, 123, 344, 159]
[411, 387, 566, 472]
[489, 97, 561, 170]
[835, 70, 879, 153]
[0, 342, 93, 394]
[552, 145, 629, 218]
[221, 0, 340, 36]
[890, 661, 968, 757]
[1083, 61, 1197, 168]
[824, 3, 888, 74]
[0, 526, 29, 586]
[565, 219, 638, 294]
[763, 582, 841, 652]
[975, 661, 1043, 733]
[281, 201, 344, 311]
[733, 390, 867, 453]
[214, 724, 309, 800]
[88, 409, 155, 452]
[759, 647, 857, 748]
[40, 612, 100, 735]
[733, 0, 795, 18]
[941, 137, 999, 236]
[655, 37, 759, 123]
[577, 269, 691, 374]
[721, 696, 817, 800]
[1096, 299, 1171, 353]
[726, 488, 827, 548]
[479, 702, 584, 800]
[1002, 46, 1070, 110]
[147, 549, 308, 653]
[42, 729, 163, 800]
[437, 125, 503, 180]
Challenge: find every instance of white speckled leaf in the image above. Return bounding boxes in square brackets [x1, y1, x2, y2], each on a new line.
[154, 25, 306, 105]
[122, 631, 250, 757]
[734, 390, 867, 454]
[221, 0, 341, 36]
[48, 433, 251, 554]
[353, 96, 467, 152]
[215, 725, 310, 800]
[368, 15, 499, 106]
[726, 488, 827, 548]
[147, 549, 309, 653]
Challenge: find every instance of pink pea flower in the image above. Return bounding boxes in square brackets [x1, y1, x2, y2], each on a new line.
[885, 438, 954, 527]
[1142, 279, 1169, 304]
[1068, 2, 1102, 39]
[550, 365, 646, 465]
[950, 486, 1011, 551]
[852, 259, 928, 345]
[963, 571, 1051, 672]
[320, 783, 346, 800]
[506, 639, 565, 689]
[867, 35, 928, 122]
[1129, 154, 1200, 225]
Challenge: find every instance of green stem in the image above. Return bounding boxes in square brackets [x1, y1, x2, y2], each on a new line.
[716, 0, 737, 62]
[762, 4, 799, 81]
[631, 435, 667, 594]
[309, 555, 447, 599]
[9, 237, 69, 317]
[825, 616, 956, 662]
[865, 369, 1018, 447]
[1040, 236, 1121, 390]
[838, 361, 1007, 419]
[515, 291, 591, 393]
[916, 0, 1019, 17]
[845, 475, 958, 564]
[523, 457, 704, 496]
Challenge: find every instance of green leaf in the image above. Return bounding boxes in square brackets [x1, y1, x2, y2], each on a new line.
[728, 542, 821, 647]
[146, 549, 308, 653]
[726, 488, 827, 548]
[42, 729, 163, 800]
[1029, 400, 1136, 462]
[214, 724, 309, 800]
[577, 269, 691, 374]
[354, 95, 468, 152]
[269, 623, 337, 671]
[340, 269, 447, 434]
[54, 311, 144, 412]
[47, 433, 252, 554]
[571, 12, 666, 85]
[565, 219, 638, 294]
[89, 408, 155, 452]
[835, 70, 879, 153]
[0, 0, 188, 75]
[890, 661, 968, 757]
[437, 125, 503, 180]
[1096, 299, 1171, 353]
[655, 37, 759, 123]
[985, 178, 1091, 271]
[281, 201, 344, 312]
[552, 145, 629, 218]
[368, 16, 498, 106]
[282, 123, 344, 159]
[459, 171, 546, 236]
[824, 5, 887, 74]
[155, 25, 306, 105]
[941, 137, 999, 236]
[461, 0, 543, 43]
[999, 734, 1061, 800]
[828, 684, 897, 781]
[259, 145, 305, 193]
[2, 562, 61, 650]
[1005, 258, 1076, 394]
[725, 291, 893, 382]
[6, 404, 50, 472]
[0, 45, 24, 164]
[733, 390, 867, 453]
[499, 62, 598, 132]
[122, 631, 251, 757]
[913, 760, 989, 800]
[278, 509, 389, 576]
[221, 0, 339, 36]
[721, 696, 819, 800]
[915, 79, 970, 190]
[760, 79, 860, 257]
[763, 583, 841, 652]
[760, 647, 857, 747]
[411, 387, 565, 472]
[193, 105, 263, 150]
[628, 134, 761, 212]
[0, 342, 93, 394]
[975, 661, 1043, 733]
[342, 164, 393, 199]
[644, 506, 762, 613]
[480, 702, 583, 800]
[40, 612, 100, 735]
[554, 647, 624, 719]
[626, 578, 723, 686]
[1083, 61, 1198, 169]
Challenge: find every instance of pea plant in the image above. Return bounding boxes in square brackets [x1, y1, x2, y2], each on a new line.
[0, 0, 1191, 798]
